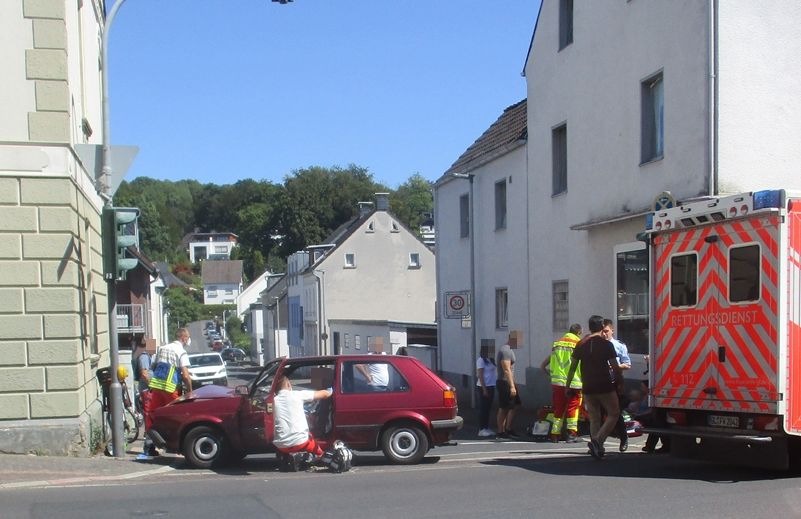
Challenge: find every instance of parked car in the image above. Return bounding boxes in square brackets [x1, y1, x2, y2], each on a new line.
[148, 355, 463, 469]
[186, 353, 228, 389]
[220, 347, 246, 363]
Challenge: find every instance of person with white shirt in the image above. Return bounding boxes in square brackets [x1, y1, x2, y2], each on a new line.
[272, 375, 333, 459]
[475, 345, 497, 437]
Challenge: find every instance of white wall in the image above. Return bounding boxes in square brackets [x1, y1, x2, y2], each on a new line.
[0, 2, 35, 140]
[716, 2, 801, 193]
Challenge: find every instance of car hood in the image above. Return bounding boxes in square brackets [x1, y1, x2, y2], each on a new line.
[174, 384, 237, 402]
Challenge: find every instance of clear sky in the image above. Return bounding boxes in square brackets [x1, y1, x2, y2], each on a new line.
[109, 0, 540, 189]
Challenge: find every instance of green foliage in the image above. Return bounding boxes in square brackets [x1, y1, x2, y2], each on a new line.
[164, 287, 202, 338]
[390, 173, 434, 234]
[120, 167, 429, 284]
[224, 315, 251, 353]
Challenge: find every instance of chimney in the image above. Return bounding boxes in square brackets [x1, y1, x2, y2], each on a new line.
[358, 201, 374, 218]
[375, 192, 389, 211]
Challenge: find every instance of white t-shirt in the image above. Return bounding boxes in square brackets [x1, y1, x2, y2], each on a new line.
[272, 389, 316, 449]
[476, 357, 498, 387]
[153, 340, 190, 369]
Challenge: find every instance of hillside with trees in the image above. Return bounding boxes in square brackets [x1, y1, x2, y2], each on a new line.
[114, 165, 434, 283]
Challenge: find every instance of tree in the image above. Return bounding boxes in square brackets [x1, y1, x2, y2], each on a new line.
[164, 287, 202, 338]
[391, 173, 434, 233]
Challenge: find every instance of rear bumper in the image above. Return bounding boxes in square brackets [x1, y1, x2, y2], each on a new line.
[431, 416, 464, 430]
[644, 426, 777, 443]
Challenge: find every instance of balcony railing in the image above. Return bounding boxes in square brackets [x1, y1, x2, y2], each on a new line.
[117, 304, 146, 333]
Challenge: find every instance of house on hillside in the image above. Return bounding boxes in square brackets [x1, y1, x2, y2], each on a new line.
[435, 0, 801, 409]
[183, 231, 238, 263]
[261, 273, 288, 365]
[235, 270, 275, 364]
[201, 260, 244, 305]
[434, 99, 528, 401]
[284, 193, 437, 363]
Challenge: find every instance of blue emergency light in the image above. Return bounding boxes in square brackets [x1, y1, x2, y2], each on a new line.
[753, 189, 784, 210]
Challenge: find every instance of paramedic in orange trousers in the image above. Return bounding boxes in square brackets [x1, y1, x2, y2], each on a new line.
[565, 315, 624, 459]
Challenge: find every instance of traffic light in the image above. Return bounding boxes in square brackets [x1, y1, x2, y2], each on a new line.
[102, 206, 140, 281]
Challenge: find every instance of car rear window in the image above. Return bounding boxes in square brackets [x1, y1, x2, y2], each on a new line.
[189, 355, 223, 367]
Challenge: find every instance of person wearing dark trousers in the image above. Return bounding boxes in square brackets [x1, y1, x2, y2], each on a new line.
[602, 319, 631, 452]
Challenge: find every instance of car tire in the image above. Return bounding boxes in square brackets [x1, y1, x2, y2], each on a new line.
[183, 426, 227, 469]
[381, 423, 429, 465]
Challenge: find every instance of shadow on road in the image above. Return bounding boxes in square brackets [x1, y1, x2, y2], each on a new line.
[480, 450, 799, 483]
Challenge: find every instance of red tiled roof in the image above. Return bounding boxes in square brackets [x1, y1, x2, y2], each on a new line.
[444, 99, 527, 175]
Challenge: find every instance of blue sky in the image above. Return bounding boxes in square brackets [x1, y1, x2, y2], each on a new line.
[109, 0, 540, 189]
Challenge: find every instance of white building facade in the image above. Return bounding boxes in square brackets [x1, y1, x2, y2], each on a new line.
[437, 0, 801, 409]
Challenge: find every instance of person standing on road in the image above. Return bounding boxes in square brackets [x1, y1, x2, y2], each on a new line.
[476, 344, 497, 437]
[132, 339, 158, 458]
[565, 315, 623, 459]
[540, 323, 583, 443]
[602, 319, 632, 452]
[496, 332, 522, 439]
[144, 328, 192, 448]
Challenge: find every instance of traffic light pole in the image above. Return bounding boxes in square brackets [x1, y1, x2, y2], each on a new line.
[101, 0, 128, 459]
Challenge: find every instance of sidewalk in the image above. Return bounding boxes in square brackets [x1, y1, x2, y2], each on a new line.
[0, 437, 184, 490]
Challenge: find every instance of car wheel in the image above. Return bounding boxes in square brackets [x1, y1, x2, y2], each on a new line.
[381, 423, 429, 464]
[183, 426, 227, 469]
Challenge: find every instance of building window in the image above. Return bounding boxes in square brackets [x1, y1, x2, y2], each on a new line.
[495, 288, 508, 328]
[344, 333, 351, 350]
[225, 289, 234, 295]
[552, 280, 569, 333]
[494, 179, 507, 230]
[214, 245, 228, 254]
[729, 245, 760, 303]
[355, 334, 361, 350]
[459, 194, 470, 238]
[559, 0, 573, 50]
[344, 253, 355, 268]
[670, 253, 697, 307]
[552, 124, 567, 196]
[409, 253, 421, 268]
[641, 72, 664, 163]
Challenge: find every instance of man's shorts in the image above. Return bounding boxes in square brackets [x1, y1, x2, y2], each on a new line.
[496, 379, 522, 409]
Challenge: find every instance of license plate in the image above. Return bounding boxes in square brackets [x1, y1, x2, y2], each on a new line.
[201, 380, 213, 386]
[708, 415, 739, 428]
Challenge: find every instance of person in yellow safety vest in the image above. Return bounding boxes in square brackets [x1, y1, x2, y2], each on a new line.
[540, 323, 583, 443]
[143, 328, 193, 457]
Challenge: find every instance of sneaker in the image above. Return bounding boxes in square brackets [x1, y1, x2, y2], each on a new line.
[619, 434, 629, 452]
[478, 428, 494, 438]
[588, 439, 605, 460]
[565, 431, 579, 443]
[135, 453, 155, 461]
[495, 432, 510, 440]
[505, 430, 521, 440]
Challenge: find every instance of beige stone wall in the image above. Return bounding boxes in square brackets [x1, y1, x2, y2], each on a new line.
[0, 174, 108, 422]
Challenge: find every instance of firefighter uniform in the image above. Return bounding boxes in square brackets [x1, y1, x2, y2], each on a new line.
[546, 332, 583, 441]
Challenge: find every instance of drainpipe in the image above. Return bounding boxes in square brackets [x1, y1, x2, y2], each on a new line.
[313, 270, 327, 355]
[708, 0, 719, 195]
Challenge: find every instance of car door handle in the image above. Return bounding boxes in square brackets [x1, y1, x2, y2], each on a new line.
[718, 346, 726, 363]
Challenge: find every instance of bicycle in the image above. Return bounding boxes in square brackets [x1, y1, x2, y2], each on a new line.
[96, 366, 142, 454]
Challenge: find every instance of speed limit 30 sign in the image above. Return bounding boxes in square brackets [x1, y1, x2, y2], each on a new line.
[445, 291, 471, 318]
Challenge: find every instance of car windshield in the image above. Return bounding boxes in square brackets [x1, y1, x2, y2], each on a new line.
[189, 355, 223, 367]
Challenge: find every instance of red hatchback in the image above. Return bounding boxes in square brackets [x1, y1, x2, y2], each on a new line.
[147, 355, 463, 469]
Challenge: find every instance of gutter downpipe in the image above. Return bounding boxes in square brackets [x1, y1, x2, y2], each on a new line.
[433, 183, 443, 374]
[312, 270, 326, 356]
[708, 0, 719, 196]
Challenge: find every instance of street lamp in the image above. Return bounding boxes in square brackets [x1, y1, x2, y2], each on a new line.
[450, 172, 477, 409]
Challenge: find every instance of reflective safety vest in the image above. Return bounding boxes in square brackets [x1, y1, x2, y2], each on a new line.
[549, 332, 582, 389]
[148, 345, 181, 393]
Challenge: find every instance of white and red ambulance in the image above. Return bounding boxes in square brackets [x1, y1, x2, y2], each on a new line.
[643, 189, 801, 469]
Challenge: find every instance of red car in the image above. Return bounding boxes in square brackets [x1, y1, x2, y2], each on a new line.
[147, 355, 463, 468]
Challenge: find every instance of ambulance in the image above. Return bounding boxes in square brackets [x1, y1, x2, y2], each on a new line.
[642, 189, 801, 469]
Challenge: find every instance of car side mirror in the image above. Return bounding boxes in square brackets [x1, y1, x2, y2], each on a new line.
[235, 385, 249, 396]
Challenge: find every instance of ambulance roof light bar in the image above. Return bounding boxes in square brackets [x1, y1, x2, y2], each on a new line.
[645, 189, 785, 232]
